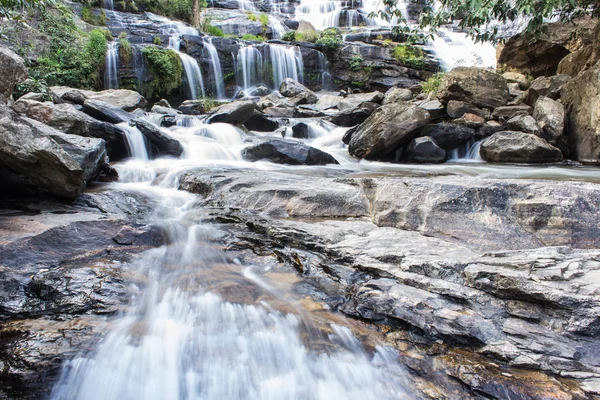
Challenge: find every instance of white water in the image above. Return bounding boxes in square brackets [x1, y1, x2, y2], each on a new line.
[104, 41, 119, 90]
[118, 122, 150, 160]
[447, 139, 484, 162]
[269, 44, 304, 89]
[103, 0, 113, 10]
[236, 45, 263, 92]
[430, 28, 497, 70]
[203, 37, 225, 99]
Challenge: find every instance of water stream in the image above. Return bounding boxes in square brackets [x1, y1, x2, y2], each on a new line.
[104, 41, 119, 90]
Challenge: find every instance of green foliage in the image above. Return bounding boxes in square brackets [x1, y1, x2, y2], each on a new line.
[316, 28, 342, 52]
[14, 78, 50, 100]
[223, 71, 236, 84]
[241, 34, 265, 42]
[81, 5, 107, 26]
[118, 34, 132, 64]
[258, 13, 269, 28]
[393, 44, 425, 70]
[246, 11, 257, 21]
[0, 0, 60, 20]
[350, 81, 366, 88]
[142, 46, 183, 98]
[127, 0, 194, 24]
[282, 30, 296, 42]
[205, 24, 224, 37]
[153, 36, 162, 45]
[348, 54, 363, 71]
[421, 72, 445, 94]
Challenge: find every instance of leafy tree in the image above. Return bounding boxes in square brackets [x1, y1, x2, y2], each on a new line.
[372, 0, 600, 43]
[0, 0, 58, 20]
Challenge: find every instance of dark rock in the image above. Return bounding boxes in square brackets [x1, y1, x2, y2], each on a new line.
[291, 122, 309, 139]
[207, 100, 255, 124]
[491, 105, 533, 120]
[480, 131, 563, 163]
[438, 67, 511, 109]
[348, 103, 431, 160]
[418, 123, 475, 150]
[505, 114, 543, 136]
[446, 100, 488, 119]
[83, 99, 133, 124]
[418, 99, 446, 119]
[241, 139, 339, 165]
[131, 119, 183, 157]
[329, 102, 379, 127]
[244, 113, 279, 132]
[264, 106, 294, 118]
[405, 137, 447, 163]
[529, 75, 571, 100]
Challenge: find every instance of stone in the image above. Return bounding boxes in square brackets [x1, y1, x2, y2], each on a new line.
[290, 122, 309, 139]
[297, 21, 319, 42]
[532, 96, 565, 146]
[279, 78, 315, 98]
[49, 86, 95, 105]
[83, 99, 133, 124]
[88, 89, 148, 111]
[417, 99, 445, 119]
[405, 137, 447, 163]
[438, 67, 511, 109]
[286, 91, 318, 106]
[418, 123, 475, 150]
[207, 100, 256, 124]
[348, 103, 431, 160]
[244, 113, 279, 132]
[315, 94, 343, 111]
[505, 114, 544, 136]
[480, 131, 563, 163]
[491, 105, 533, 120]
[382, 87, 413, 104]
[264, 106, 294, 118]
[151, 105, 179, 115]
[446, 100, 488, 119]
[131, 119, 183, 157]
[0, 46, 28, 104]
[338, 92, 384, 111]
[241, 139, 339, 165]
[529, 75, 571, 100]
[502, 72, 530, 90]
[329, 102, 379, 127]
[156, 99, 171, 108]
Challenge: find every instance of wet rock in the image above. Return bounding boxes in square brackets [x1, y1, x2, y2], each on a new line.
[244, 113, 279, 132]
[83, 99, 133, 124]
[532, 96, 565, 146]
[264, 106, 294, 118]
[417, 99, 445, 119]
[329, 102, 379, 127]
[418, 123, 475, 150]
[382, 87, 413, 104]
[348, 103, 431, 160]
[286, 91, 318, 106]
[241, 139, 339, 165]
[207, 100, 255, 124]
[405, 137, 446, 163]
[87, 89, 147, 111]
[491, 105, 533, 120]
[0, 46, 28, 104]
[279, 78, 314, 98]
[505, 114, 544, 136]
[49, 86, 94, 105]
[151, 105, 179, 115]
[338, 91, 384, 111]
[438, 67, 511, 109]
[446, 100, 488, 119]
[131, 119, 183, 157]
[290, 122, 309, 139]
[529, 74, 571, 100]
[480, 131, 563, 163]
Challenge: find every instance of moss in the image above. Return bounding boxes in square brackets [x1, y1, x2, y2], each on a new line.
[142, 46, 183, 98]
[316, 28, 342, 52]
[118, 34, 132, 65]
[282, 31, 296, 42]
[348, 54, 363, 71]
[241, 34, 265, 42]
[393, 44, 425, 70]
[246, 11, 257, 21]
[205, 24, 224, 37]
[153, 36, 162, 45]
[421, 72, 445, 94]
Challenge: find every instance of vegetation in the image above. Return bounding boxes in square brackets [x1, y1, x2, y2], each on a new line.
[246, 11, 257, 21]
[282, 31, 296, 42]
[420, 72, 445, 94]
[142, 46, 183, 98]
[14, 77, 50, 100]
[316, 28, 342, 52]
[0, 0, 60, 20]
[392, 44, 425, 70]
[258, 13, 269, 29]
[348, 54, 363, 71]
[373, 0, 600, 43]
[241, 34, 265, 42]
[153, 36, 162, 45]
[118, 33, 132, 64]
[205, 24, 225, 37]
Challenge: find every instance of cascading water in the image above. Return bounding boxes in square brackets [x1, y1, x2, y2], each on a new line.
[103, 0, 114, 10]
[316, 51, 332, 90]
[118, 122, 150, 160]
[202, 37, 225, 99]
[49, 116, 414, 400]
[269, 44, 304, 89]
[236, 45, 263, 92]
[447, 139, 484, 162]
[268, 15, 286, 39]
[430, 28, 497, 70]
[104, 41, 119, 90]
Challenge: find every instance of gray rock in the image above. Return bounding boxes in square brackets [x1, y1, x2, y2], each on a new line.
[241, 139, 339, 165]
[264, 106, 294, 118]
[131, 119, 183, 157]
[491, 105, 533, 120]
[417, 99, 445, 119]
[532, 96, 565, 145]
[338, 91, 384, 111]
[49, 86, 96, 105]
[439, 67, 511, 109]
[446, 100, 488, 119]
[83, 99, 133, 124]
[530, 74, 571, 100]
[88, 89, 148, 111]
[207, 100, 255, 124]
[0, 46, 28, 104]
[151, 105, 179, 115]
[348, 103, 431, 160]
[502, 72, 530, 90]
[505, 114, 543, 136]
[279, 78, 314, 98]
[382, 87, 413, 104]
[405, 136, 446, 163]
[329, 102, 379, 127]
[480, 131, 563, 163]
[315, 94, 343, 111]
[418, 123, 475, 150]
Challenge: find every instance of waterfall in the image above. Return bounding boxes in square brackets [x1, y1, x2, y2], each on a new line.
[296, 1, 342, 30]
[430, 28, 497, 70]
[236, 45, 263, 92]
[316, 51, 332, 90]
[104, 41, 119, 90]
[448, 139, 484, 162]
[118, 123, 149, 160]
[203, 37, 225, 99]
[103, 0, 113, 10]
[133, 46, 147, 93]
[269, 44, 303, 90]
[237, 0, 256, 10]
[269, 16, 286, 39]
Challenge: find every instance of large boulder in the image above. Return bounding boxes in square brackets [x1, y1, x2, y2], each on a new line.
[417, 123, 475, 150]
[207, 100, 255, 124]
[83, 99, 133, 124]
[50, 86, 97, 105]
[529, 75, 571, 100]
[329, 102, 379, 127]
[480, 131, 563, 163]
[505, 114, 543, 136]
[532, 96, 565, 146]
[348, 103, 431, 160]
[279, 78, 314, 98]
[0, 47, 28, 105]
[88, 90, 147, 111]
[561, 62, 600, 164]
[315, 94, 343, 111]
[382, 87, 413, 105]
[0, 105, 86, 198]
[438, 67, 511, 109]
[338, 92, 384, 111]
[131, 119, 183, 157]
[241, 139, 339, 165]
[244, 113, 279, 132]
[405, 137, 446, 163]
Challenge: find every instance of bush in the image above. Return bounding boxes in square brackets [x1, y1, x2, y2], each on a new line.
[246, 11, 257, 21]
[142, 46, 183, 98]
[14, 78, 50, 100]
[205, 24, 224, 37]
[393, 44, 425, 70]
[153, 36, 162, 45]
[282, 31, 296, 42]
[241, 34, 265, 42]
[421, 72, 445, 94]
[259, 13, 269, 28]
[316, 28, 342, 52]
[348, 54, 363, 71]
[118, 34, 132, 64]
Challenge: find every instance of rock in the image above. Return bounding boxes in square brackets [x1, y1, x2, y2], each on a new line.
[329, 102, 379, 127]
[151, 105, 179, 115]
[290, 122, 309, 139]
[83, 99, 133, 124]
[405, 137, 447, 163]
[244, 113, 279, 132]
[0, 47, 28, 104]
[491, 105, 533, 120]
[49, 86, 96, 105]
[529, 75, 571, 100]
[480, 131, 563, 163]
[297, 21, 319, 42]
[264, 106, 294, 118]
[257, 92, 285, 110]
[207, 100, 255, 124]
[131, 119, 183, 157]
[505, 115, 543, 136]
[532, 96, 565, 146]
[88, 89, 148, 111]
[338, 92, 384, 111]
[382, 87, 413, 104]
[438, 67, 511, 109]
[418, 123, 475, 150]
[156, 99, 171, 108]
[286, 91, 318, 106]
[279, 78, 314, 98]
[0, 105, 86, 198]
[502, 72, 530, 90]
[241, 139, 339, 165]
[177, 99, 214, 115]
[446, 100, 488, 119]
[348, 103, 431, 160]
[561, 63, 600, 164]
[315, 94, 343, 111]
[417, 99, 445, 119]
[16, 91, 47, 102]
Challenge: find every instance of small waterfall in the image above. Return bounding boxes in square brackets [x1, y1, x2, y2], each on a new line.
[448, 139, 484, 162]
[133, 46, 147, 93]
[103, 0, 113, 10]
[295, 1, 341, 30]
[269, 16, 286, 39]
[430, 28, 497, 70]
[236, 46, 264, 92]
[164, 26, 206, 100]
[237, 0, 256, 10]
[104, 41, 119, 90]
[203, 37, 225, 99]
[119, 123, 149, 160]
[316, 51, 332, 90]
[269, 44, 303, 90]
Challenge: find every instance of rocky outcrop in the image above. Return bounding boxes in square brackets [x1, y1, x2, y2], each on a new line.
[50, 87, 147, 111]
[529, 75, 571, 100]
[438, 67, 511, 109]
[241, 138, 339, 165]
[532, 96, 565, 146]
[207, 100, 255, 124]
[348, 103, 431, 160]
[83, 99, 133, 124]
[0, 47, 28, 104]
[279, 78, 316, 99]
[480, 131, 563, 163]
